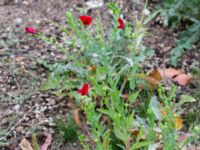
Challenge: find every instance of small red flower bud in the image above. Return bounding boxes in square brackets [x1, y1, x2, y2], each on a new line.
[25, 27, 37, 34]
[117, 18, 125, 29]
[77, 83, 89, 96]
[79, 16, 93, 26]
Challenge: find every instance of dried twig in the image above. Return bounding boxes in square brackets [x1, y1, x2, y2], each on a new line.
[0, 107, 34, 141]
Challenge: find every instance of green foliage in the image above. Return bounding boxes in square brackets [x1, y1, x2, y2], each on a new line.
[37, 1, 154, 96]
[55, 117, 79, 142]
[157, 0, 200, 66]
[192, 67, 200, 99]
[184, 68, 200, 131]
[32, 133, 39, 150]
[31, 1, 198, 149]
[159, 0, 200, 29]
[171, 22, 200, 66]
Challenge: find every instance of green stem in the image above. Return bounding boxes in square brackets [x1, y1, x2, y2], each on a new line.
[120, 76, 128, 93]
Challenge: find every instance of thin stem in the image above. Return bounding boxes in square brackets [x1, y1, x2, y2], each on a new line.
[125, 138, 131, 150]
[120, 76, 128, 93]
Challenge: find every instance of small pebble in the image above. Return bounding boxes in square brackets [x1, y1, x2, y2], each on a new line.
[40, 106, 47, 112]
[16, 126, 23, 132]
[25, 131, 32, 137]
[14, 18, 22, 25]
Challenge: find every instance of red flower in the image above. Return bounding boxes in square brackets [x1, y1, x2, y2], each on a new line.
[25, 27, 37, 34]
[77, 83, 89, 96]
[79, 16, 93, 26]
[117, 18, 125, 29]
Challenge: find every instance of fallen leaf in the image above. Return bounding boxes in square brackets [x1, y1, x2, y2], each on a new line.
[15, 56, 25, 62]
[67, 100, 77, 109]
[32, 133, 39, 150]
[40, 134, 52, 150]
[136, 70, 161, 90]
[148, 69, 162, 81]
[73, 108, 82, 128]
[178, 133, 190, 142]
[137, 68, 192, 90]
[139, 74, 159, 90]
[19, 138, 33, 150]
[173, 73, 192, 86]
[157, 68, 192, 86]
[129, 129, 140, 138]
[175, 115, 183, 130]
[160, 109, 183, 130]
[158, 68, 183, 79]
[160, 109, 167, 116]
[87, 65, 97, 72]
[160, 108, 169, 117]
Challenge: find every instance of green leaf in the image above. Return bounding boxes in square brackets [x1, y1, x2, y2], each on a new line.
[128, 92, 139, 103]
[107, 2, 121, 18]
[55, 117, 78, 142]
[144, 10, 161, 25]
[177, 95, 196, 107]
[149, 96, 162, 121]
[41, 74, 62, 91]
[0, 142, 8, 147]
[114, 127, 127, 142]
[131, 141, 152, 150]
[88, 77, 107, 96]
[171, 28, 200, 66]
[95, 67, 107, 82]
[32, 132, 39, 150]
[144, 48, 155, 57]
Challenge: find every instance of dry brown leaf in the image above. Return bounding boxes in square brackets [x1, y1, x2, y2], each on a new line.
[157, 144, 163, 150]
[160, 109, 167, 116]
[41, 133, 52, 150]
[67, 100, 77, 109]
[175, 115, 183, 130]
[73, 108, 82, 128]
[178, 133, 190, 142]
[160, 109, 183, 130]
[140, 75, 159, 90]
[157, 68, 192, 86]
[173, 73, 192, 86]
[15, 56, 25, 62]
[19, 138, 33, 150]
[129, 129, 140, 138]
[158, 68, 183, 79]
[137, 68, 192, 90]
[87, 65, 97, 72]
[148, 69, 162, 81]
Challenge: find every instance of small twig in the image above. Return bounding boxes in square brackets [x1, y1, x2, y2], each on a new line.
[12, 72, 22, 92]
[162, 53, 170, 86]
[82, 120, 95, 150]
[0, 107, 34, 141]
[125, 138, 131, 150]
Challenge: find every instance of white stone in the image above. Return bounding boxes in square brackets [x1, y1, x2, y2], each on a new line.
[143, 9, 151, 16]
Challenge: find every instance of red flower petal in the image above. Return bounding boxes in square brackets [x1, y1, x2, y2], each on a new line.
[77, 83, 89, 96]
[25, 27, 37, 34]
[117, 18, 125, 29]
[79, 16, 93, 26]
